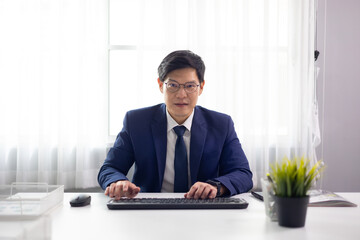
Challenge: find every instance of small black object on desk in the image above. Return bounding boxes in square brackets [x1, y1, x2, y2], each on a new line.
[70, 194, 91, 207]
[251, 191, 264, 201]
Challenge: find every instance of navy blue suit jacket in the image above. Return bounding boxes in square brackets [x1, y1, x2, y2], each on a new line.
[98, 104, 253, 196]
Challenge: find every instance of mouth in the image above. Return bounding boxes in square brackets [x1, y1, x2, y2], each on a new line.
[175, 103, 189, 107]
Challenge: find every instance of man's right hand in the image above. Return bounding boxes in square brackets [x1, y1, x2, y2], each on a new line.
[105, 180, 140, 200]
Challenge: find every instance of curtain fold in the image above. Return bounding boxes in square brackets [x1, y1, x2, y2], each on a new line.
[0, 0, 108, 189]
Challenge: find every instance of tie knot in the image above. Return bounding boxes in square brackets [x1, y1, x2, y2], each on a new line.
[173, 126, 186, 137]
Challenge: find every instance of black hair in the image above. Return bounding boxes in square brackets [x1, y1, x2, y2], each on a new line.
[157, 50, 205, 84]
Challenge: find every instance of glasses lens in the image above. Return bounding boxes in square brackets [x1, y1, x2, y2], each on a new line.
[185, 83, 198, 93]
[166, 82, 179, 92]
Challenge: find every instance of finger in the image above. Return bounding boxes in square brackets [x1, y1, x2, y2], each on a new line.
[185, 185, 198, 199]
[204, 186, 217, 199]
[105, 187, 109, 196]
[208, 187, 217, 199]
[114, 182, 124, 200]
[190, 182, 205, 199]
[109, 183, 116, 198]
[122, 182, 129, 193]
[125, 184, 140, 198]
[122, 182, 132, 198]
[192, 183, 204, 199]
[132, 185, 140, 195]
[194, 184, 205, 199]
[200, 186, 212, 199]
[127, 186, 140, 198]
[126, 189, 135, 199]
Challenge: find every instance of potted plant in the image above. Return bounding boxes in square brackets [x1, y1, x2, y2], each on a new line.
[268, 156, 324, 228]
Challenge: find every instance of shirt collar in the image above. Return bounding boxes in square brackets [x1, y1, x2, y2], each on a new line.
[166, 107, 194, 132]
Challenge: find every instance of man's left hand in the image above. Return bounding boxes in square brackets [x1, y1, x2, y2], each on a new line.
[184, 182, 217, 199]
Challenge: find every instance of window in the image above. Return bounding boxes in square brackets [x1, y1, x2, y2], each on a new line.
[109, 0, 166, 136]
[108, 0, 318, 188]
[108, 0, 294, 138]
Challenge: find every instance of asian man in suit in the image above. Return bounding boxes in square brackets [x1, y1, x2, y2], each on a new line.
[98, 50, 253, 199]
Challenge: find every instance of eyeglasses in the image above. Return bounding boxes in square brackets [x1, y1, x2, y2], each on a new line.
[164, 81, 200, 93]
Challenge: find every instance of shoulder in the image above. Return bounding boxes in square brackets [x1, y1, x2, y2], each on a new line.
[194, 106, 237, 138]
[121, 104, 165, 133]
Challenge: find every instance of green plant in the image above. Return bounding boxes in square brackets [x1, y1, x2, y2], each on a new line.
[268, 156, 324, 198]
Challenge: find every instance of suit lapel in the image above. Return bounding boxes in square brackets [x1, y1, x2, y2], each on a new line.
[151, 104, 167, 189]
[190, 107, 207, 185]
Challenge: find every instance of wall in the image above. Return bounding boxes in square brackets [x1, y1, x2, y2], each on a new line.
[316, 0, 360, 191]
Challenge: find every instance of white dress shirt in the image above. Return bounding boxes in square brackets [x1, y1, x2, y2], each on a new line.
[161, 108, 193, 192]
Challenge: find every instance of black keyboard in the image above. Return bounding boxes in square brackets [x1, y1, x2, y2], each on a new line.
[107, 197, 248, 210]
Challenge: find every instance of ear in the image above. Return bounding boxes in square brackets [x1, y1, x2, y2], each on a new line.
[198, 80, 205, 96]
[157, 78, 164, 93]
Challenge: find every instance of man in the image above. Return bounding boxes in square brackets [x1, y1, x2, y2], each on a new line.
[98, 50, 253, 200]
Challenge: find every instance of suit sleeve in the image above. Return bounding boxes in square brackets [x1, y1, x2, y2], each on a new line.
[97, 113, 135, 190]
[214, 117, 253, 195]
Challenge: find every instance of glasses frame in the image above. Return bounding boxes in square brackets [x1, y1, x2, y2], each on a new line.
[164, 80, 200, 93]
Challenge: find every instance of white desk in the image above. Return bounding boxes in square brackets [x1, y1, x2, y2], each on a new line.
[1, 192, 360, 240]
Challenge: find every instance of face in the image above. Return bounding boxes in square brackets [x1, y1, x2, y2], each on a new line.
[158, 68, 205, 125]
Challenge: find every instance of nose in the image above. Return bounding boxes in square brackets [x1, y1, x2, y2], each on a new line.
[176, 86, 188, 97]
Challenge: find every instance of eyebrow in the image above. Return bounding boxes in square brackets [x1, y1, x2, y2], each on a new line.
[167, 79, 198, 84]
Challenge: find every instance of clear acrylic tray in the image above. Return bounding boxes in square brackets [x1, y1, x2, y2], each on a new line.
[0, 183, 64, 219]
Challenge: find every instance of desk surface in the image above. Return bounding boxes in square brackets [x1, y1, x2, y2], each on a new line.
[1, 192, 360, 240]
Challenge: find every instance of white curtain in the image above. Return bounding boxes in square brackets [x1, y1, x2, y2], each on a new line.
[0, 0, 318, 190]
[0, 0, 108, 189]
[109, 0, 319, 189]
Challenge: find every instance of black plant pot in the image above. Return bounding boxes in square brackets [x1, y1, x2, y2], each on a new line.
[274, 195, 310, 228]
